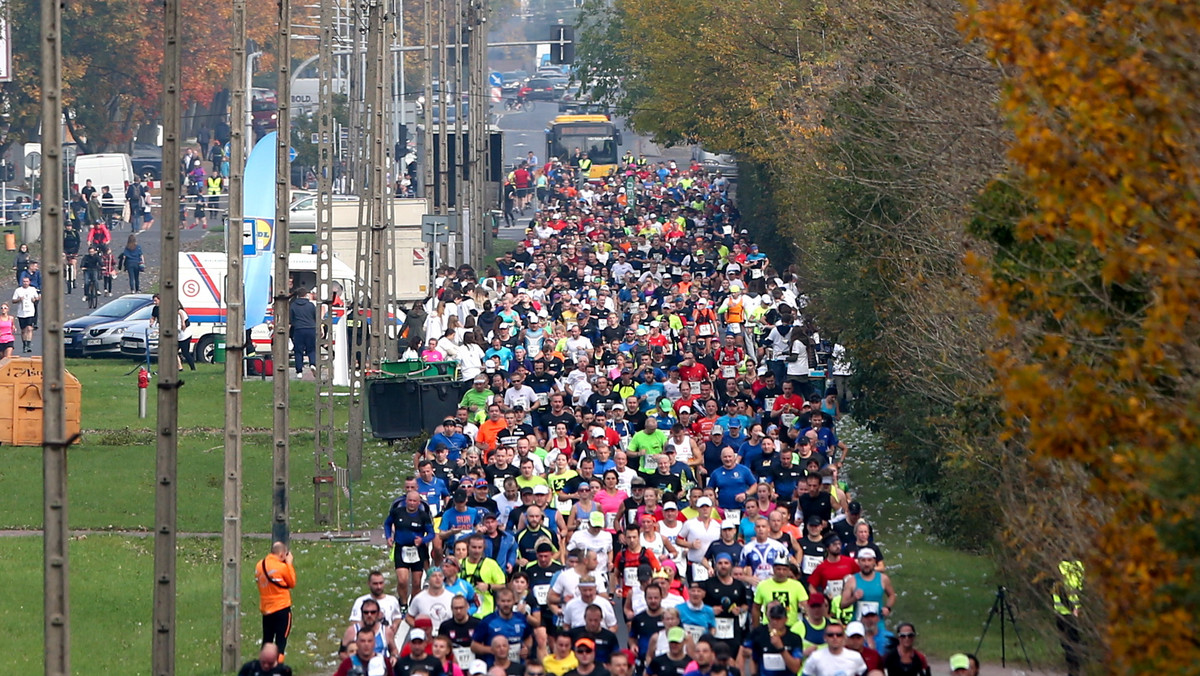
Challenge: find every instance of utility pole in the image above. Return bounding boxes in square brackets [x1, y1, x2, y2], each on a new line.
[220, 0, 248, 671]
[347, 0, 374, 482]
[437, 0, 450, 259]
[469, 0, 488, 271]
[422, 0, 434, 216]
[153, 0, 184, 672]
[365, 0, 389, 371]
[41, 0, 70, 672]
[272, 0, 293, 545]
[454, 0, 466, 264]
[314, 0, 337, 504]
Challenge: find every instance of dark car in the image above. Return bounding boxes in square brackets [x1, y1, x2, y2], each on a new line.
[500, 71, 528, 93]
[131, 144, 163, 181]
[522, 78, 557, 101]
[63, 294, 156, 357]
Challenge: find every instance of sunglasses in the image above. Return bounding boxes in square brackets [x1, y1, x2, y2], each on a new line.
[898, 632, 916, 638]
[575, 647, 593, 653]
[825, 632, 845, 638]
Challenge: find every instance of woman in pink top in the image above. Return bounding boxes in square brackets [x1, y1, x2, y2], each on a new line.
[420, 337, 445, 361]
[594, 470, 628, 531]
[0, 303, 15, 358]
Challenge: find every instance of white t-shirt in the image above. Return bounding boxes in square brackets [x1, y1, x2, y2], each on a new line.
[567, 528, 613, 579]
[349, 593, 404, 626]
[678, 518, 722, 563]
[407, 588, 455, 631]
[614, 467, 639, 494]
[12, 286, 38, 318]
[802, 647, 868, 676]
[562, 595, 617, 629]
[786, 339, 810, 376]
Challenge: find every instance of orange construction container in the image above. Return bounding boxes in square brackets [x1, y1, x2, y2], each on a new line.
[0, 357, 82, 445]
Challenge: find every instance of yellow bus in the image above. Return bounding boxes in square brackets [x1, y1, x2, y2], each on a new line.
[545, 114, 623, 181]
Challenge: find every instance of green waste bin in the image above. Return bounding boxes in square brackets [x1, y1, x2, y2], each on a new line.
[214, 334, 226, 363]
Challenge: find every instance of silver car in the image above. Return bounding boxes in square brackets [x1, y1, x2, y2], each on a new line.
[287, 194, 359, 231]
[69, 304, 155, 357]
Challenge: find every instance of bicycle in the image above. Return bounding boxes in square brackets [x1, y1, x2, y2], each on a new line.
[83, 273, 100, 309]
[63, 254, 77, 294]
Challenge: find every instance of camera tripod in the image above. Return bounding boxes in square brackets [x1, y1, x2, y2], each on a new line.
[975, 585, 1032, 669]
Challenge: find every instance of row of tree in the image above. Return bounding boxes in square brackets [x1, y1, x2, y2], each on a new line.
[576, 0, 1200, 671]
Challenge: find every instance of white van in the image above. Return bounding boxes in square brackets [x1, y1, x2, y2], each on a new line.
[175, 251, 358, 362]
[75, 153, 136, 195]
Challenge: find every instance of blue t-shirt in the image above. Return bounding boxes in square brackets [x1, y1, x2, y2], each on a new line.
[485, 346, 514, 371]
[439, 505, 479, 533]
[471, 611, 532, 666]
[635, 382, 667, 412]
[428, 432, 470, 461]
[416, 476, 450, 511]
[707, 464, 757, 509]
[738, 440, 763, 468]
[676, 602, 717, 634]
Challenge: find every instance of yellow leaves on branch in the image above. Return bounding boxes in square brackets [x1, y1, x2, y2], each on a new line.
[968, 0, 1200, 672]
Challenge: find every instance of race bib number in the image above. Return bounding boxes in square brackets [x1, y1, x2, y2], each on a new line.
[537, 392, 549, 406]
[751, 269, 764, 279]
[728, 323, 742, 335]
[725, 509, 741, 523]
[691, 562, 710, 582]
[428, 501, 441, 517]
[454, 647, 475, 666]
[780, 413, 797, 428]
[755, 563, 773, 580]
[825, 579, 844, 598]
[671, 266, 683, 276]
[764, 397, 776, 411]
[762, 653, 785, 671]
[684, 625, 705, 642]
[714, 617, 735, 639]
[624, 567, 640, 587]
[401, 546, 420, 564]
[688, 380, 703, 392]
[508, 644, 522, 663]
[555, 498, 572, 512]
[698, 324, 714, 337]
[534, 584, 550, 606]
[857, 600, 880, 617]
[802, 555, 822, 575]
[721, 365, 735, 379]
[605, 512, 618, 530]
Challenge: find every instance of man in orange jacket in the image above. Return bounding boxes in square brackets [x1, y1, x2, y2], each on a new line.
[255, 541, 297, 658]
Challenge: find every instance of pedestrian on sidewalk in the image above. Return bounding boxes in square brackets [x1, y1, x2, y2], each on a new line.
[254, 541, 297, 660]
[117, 234, 145, 293]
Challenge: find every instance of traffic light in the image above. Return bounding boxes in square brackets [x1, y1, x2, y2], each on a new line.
[0, 162, 14, 182]
[550, 26, 574, 65]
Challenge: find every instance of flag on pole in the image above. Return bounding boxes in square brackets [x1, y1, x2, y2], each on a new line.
[332, 462, 351, 499]
[242, 132, 278, 332]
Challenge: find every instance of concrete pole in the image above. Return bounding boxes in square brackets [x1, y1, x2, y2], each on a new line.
[368, 0, 389, 370]
[153, 0, 184, 672]
[220, 0, 248, 671]
[347, 0, 374, 482]
[315, 0, 337, 490]
[437, 0, 449, 230]
[454, 0, 466, 263]
[471, 0, 488, 271]
[272, 0, 293, 545]
[40, 0, 70, 671]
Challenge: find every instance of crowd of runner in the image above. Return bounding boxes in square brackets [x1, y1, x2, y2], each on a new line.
[317, 155, 983, 676]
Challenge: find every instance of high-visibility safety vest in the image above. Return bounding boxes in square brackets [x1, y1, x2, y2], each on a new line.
[578, 159, 593, 174]
[1052, 560, 1084, 615]
[206, 176, 223, 196]
[725, 299, 745, 324]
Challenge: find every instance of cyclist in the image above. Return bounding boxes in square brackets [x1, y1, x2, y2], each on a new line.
[79, 246, 103, 302]
[62, 224, 81, 294]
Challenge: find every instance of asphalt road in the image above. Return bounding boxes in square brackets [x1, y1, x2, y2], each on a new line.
[21, 204, 214, 358]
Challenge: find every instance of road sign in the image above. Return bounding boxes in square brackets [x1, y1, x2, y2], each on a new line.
[421, 214, 454, 243]
[24, 152, 40, 170]
[490, 87, 502, 104]
[288, 146, 298, 162]
[412, 248, 427, 265]
[489, 72, 503, 87]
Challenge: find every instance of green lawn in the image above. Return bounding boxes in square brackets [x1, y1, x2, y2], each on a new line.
[838, 419, 1056, 665]
[0, 535, 391, 676]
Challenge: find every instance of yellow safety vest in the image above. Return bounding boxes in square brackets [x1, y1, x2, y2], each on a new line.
[206, 176, 223, 196]
[579, 159, 593, 174]
[1052, 560, 1083, 615]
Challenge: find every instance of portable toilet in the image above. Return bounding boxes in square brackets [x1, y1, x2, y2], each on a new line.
[0, 357, 82, 445]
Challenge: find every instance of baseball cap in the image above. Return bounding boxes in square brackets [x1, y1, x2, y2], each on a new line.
[846, 622, 866, 638]
[590, 427, 606, 437]
[728, 419, 742, 428]
[575, 637, 596, 650]
[533, 485, 551, 495]
[667, 627, 686, 643]
[589, 512, 605, 528]
[856, 548, 877, 560]
[720, 519, 738, 530]
[453, 489, 468, 503]
[410, 628, 427, 641]
[519, 486, 534, 495]
[696, 497, 713, 508]
[806, 515, 823, 526]
[662, 501, 678, 511]
[949, 654, 971, 671]
[808, 592, 827, 606]
[710, 425, 724, 435]
[631, 475, 647, 487]
[848, 501, 862, 515]
[469, 659, 488, 675]
[474, 478, 489, 488]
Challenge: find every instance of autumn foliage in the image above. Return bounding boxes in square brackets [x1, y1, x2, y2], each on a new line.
[966, 0, 1200, 672]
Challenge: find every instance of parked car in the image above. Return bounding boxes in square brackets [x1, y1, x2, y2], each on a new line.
[287, 193, 360, 232]
[69, 305, 156, 357]
[131, 144, 163, 181]
[120, 325, 159, 360]
[63, 294, 156, 357]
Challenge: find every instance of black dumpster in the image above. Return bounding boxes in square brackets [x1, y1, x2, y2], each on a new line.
[366, 377, 473, 441]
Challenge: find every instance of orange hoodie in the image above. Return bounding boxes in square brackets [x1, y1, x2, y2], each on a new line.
[255, 552, 297, 614]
